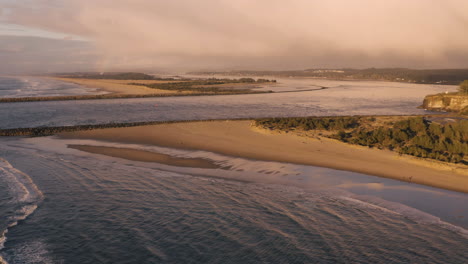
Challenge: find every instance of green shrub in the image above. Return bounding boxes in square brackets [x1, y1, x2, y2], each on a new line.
[460, 80, 468, 94]
[256, 116, 467, 164]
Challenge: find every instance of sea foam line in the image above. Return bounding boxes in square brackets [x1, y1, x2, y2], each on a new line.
[339, 194, 468, 239]
[0, 158, 44, 262]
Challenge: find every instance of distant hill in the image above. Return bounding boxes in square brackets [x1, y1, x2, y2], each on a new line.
[190, 68, 468, 85]
[53, 72, 159, 80]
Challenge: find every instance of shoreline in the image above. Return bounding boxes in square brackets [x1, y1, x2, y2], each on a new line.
[49, 77, 178, 95]
[68, 145, 221, 169]
[0, 90, 269, 103]
[0, 77, 270, 103]
[51, 77, 272, 95]
[193, 74, 462, 86]
[59, 120, 468, 193]
[3, 115, 442, 137]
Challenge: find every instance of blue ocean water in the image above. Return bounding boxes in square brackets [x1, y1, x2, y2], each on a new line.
[0, 78, 457, 129]
[0, 77, 466, 263]
[0, 137, 466, 264]
[0, 76, 106, 98]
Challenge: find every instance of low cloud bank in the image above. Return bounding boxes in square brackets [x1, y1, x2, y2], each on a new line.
[2, 0, 468, 72]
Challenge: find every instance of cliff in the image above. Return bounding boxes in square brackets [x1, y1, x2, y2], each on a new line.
[422, 93, 468, 114]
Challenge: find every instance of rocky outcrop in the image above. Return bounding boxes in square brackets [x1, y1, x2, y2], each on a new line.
[421, 93, 468, 113]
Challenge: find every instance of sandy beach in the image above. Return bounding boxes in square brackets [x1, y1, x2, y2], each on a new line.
[52, 78, 267, 96]
[52, 77, 183, 95]
[60, 120, 468, 193]
[69, 145, 220, 169]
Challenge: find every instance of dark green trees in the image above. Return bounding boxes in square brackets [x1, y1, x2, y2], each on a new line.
[256, 116, 468, 164]
[255, 117, 361, 131]
[342, 118, 467, 163]
[459, 80, 468, 94]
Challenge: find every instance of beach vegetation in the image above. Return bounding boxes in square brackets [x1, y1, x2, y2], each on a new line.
[0, 88, 270, 103]
[192, 68, 468, 85]
[255, 117, 361, 131]
[0, 77, 275, 103]
[131, 78, 275, 93]
[55, 72, 161, 80]
[255, 116, 468, 164]
[459, 80, 468, 94]
[336, 117, 468, 163]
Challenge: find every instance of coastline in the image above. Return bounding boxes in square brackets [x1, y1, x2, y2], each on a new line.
[51, 77, 269, 95]
[59, 120, 468, 193]
[50, 77, 181, 95]
[68, 145, 220, 169]
[0, 77, 270, 103]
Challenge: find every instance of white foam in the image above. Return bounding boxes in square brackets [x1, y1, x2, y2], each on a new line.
[0, 158, 43, 256]
[3, 240, 55, 264]
[10, 137, 468, 243]
[0, 231, 6, 251]
[340, 194, 468, 239]
[340, 196, 401, 216]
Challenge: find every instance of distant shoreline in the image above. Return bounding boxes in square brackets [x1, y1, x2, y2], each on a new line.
[58, 120, 468, 194]
[0, 77, 271, 103]
[49, 77, 184, 95]
[191, 68, 468, 85]
[0, 90, 269, 103]
[0, 115, 435, 136]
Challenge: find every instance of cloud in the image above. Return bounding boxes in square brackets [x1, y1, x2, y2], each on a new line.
[0, 35, 95, 74]
[2, 0, 468, 71]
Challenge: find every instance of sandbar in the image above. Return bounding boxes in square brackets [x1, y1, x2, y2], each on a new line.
[52, 77, 183, 95]
[68, 145, 220, 169]
[60, 120, 468, 193]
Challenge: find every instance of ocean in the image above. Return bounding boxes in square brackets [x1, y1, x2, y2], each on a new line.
[0, 77, 466, 263]
[0, 77, 106, 98]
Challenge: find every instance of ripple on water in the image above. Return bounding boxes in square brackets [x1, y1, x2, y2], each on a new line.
[0, 158, 44, 263]
[0, 126, 467, 263]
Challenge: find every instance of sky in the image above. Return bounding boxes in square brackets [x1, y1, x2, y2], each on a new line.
[1, 0, 468, 74]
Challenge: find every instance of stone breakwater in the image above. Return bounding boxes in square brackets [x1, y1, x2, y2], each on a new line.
[0, 115, 426, 137]
[0, 119, 259, 137]
[0, 90, 270, 103]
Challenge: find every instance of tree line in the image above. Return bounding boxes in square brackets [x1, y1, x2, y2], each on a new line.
[255, 116, 468, 164]
[459, 80, 468, 94]
[0, 89, 270, 103]
[131, 78, 275, 92]
[255, 116, 362, 131]
[193, 69, 468, 85]
[334, 117, 467, 164]
[54, 72, 163, 80]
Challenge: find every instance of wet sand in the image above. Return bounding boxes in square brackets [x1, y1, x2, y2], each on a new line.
[53, 78, 266, 95]
[52, 78, 183, 95]
[68, 145, 220, 169]
[60, 120, 468, 193]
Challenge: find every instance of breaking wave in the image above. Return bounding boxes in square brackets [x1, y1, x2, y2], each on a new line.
[0, 158, 44, 263]
[339, 194, 468, 239]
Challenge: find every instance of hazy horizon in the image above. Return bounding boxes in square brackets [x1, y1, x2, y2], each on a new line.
[2, 0, 468, 74]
